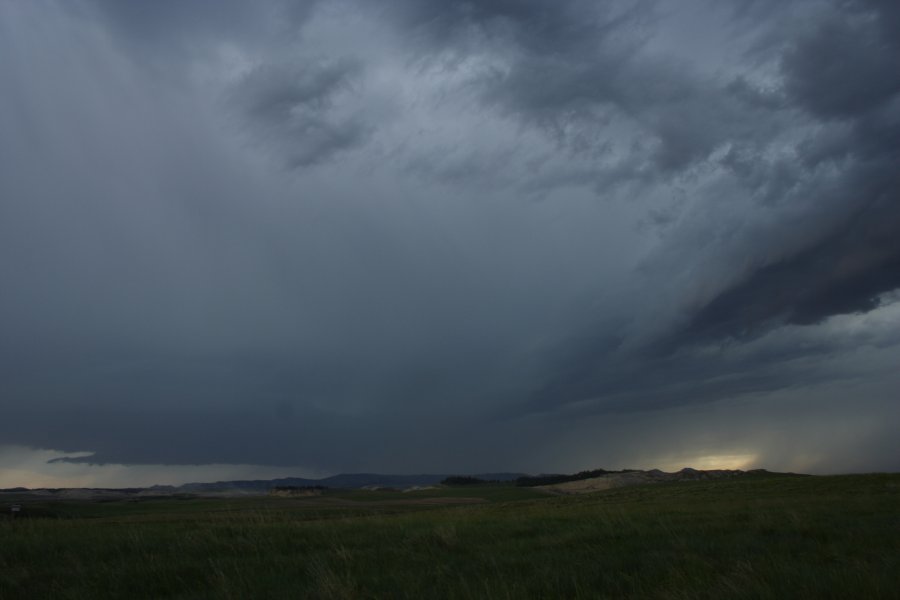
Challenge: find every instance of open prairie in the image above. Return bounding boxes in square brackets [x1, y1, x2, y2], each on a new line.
[2, 474, 898, 599]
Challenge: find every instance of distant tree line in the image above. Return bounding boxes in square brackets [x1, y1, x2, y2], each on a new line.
[271, 485, 327, 492]
[515, 469, 636, 487]
[440, 476, 498, 486]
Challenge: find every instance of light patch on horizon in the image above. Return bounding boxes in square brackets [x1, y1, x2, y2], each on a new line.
[0, 446, 323, 489]
[653, 453, 760, 473]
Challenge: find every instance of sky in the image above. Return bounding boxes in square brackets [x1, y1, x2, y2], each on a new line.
[1, 0, 899, 488]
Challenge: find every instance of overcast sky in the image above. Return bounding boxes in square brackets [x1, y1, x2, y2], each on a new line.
[2, 0, 899, 487]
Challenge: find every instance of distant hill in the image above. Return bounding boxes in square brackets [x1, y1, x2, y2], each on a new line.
[169, 468, 791, 493]
[171, 472, 527, 492]
[2, 468, 799, 496]
[534, 468, 801, 495]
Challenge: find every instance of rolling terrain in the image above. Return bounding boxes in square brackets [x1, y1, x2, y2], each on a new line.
[2, 473, 898, 598]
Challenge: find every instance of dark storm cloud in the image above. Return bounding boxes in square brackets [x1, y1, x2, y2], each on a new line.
[383, 0, 779, 176]
[389, 0, 649, 58]
[88, 0, 318, 49]
[675, 1, 900, 344]
[1, 0, 899, 480]
[232, 58, 371, 167]
[781, 2, 900, 120]
[384, 0, 900, 418]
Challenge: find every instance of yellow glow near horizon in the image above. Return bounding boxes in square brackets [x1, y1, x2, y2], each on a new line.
[654, 453, 759, 472]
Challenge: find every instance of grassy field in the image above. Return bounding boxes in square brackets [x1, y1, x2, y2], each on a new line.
[1, 474, 898, 599]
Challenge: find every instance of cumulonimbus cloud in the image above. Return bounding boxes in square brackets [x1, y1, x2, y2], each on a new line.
[0, 0, 897, 479]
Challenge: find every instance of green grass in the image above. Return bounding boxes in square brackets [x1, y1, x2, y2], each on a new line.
[327, 485, 545, 503]
[1, 475, 898, 599]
